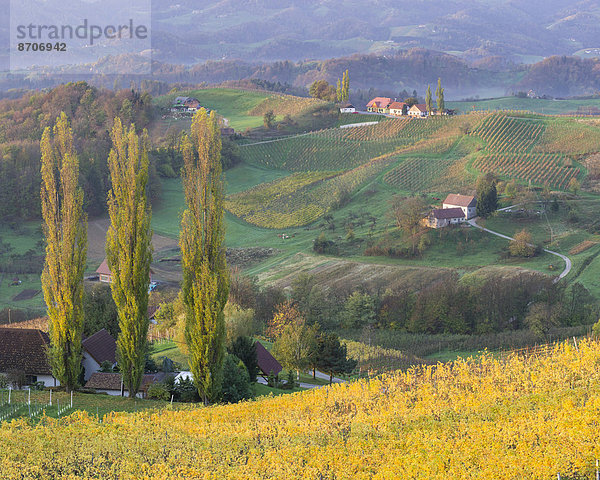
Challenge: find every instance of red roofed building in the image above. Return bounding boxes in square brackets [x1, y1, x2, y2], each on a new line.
[96, 258, 153, 285]
[443, 194, 477, 219]
[366, 97, 392, 113]
[82, 329, 117, 381]
[388, 101, 407, 116]
[408, 104, 428, 117]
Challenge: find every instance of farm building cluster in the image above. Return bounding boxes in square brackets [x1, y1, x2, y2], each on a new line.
[365, 97, 451, 117]
[170, 96, 209, 114]
[424, 194, 477, 229]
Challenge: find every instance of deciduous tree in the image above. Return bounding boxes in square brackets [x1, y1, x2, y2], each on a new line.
[40, 112, 87, 392]
[435, 77, 445, 113]
[180, 108, 229, 404]
[106, 117, 153, 398]
[425, 85, 433, 114]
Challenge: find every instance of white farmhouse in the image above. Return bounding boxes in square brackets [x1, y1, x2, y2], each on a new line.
[443, 194, 477, 220]
[339, 103, 356, 113]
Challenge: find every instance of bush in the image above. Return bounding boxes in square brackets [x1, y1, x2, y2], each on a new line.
[221, 354, 253, 403]
[147, 383, 170, 401]
[0, 374, 7, 389]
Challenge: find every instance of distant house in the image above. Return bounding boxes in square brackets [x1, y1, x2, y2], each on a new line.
[255, 341, 282, 378]
[84, 372, 167, 398]
[408, 104, 428, 117]
[96, 258, 153, 285]
[339, 103, 356, 113]
[366, 97, 392, 113]
[81, 329, 117, 381]
[170, 96, 206, 114]
[443, 194, 477, 220]
[388, 101, 407, 116]
[425, 208, 467, 229]
[0, 328, 58, 387]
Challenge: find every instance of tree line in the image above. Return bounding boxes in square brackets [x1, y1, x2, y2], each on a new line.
[41, 108, 229, 402]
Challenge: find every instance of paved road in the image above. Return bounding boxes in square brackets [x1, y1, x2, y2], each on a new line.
[468, 217, 572, 282]
[257, 370, 345, 390]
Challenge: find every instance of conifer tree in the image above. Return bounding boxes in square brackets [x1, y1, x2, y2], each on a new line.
[40, 112, 87, 392]
[425, 85, 433, 114]
[436, 77, 445, 113]
[106, 117, 153, 398]
[180, 108, 229, 404]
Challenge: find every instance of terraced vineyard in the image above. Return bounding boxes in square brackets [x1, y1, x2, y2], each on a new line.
[472, 114, 545, 152]
[239, 117, 449, 172]
[472, 153, 581, 189]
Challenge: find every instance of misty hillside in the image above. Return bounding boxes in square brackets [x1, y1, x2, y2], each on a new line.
[150, 0, 600, 63]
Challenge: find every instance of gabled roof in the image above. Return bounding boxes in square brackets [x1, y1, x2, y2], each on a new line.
[255, 341, 282, 376]
[366, 97, 392, 108]
[388, 101, 406, 109]
[340, 103, 354, 108]
[431, 207, 465, 220]
[444, 194, 476, 208]
[0, 328, 52, 375]
[174, 96, 190, 104]
[410, 104, 428, 112]
[82, 329, 117, 365]
[96, 258, 111, 276]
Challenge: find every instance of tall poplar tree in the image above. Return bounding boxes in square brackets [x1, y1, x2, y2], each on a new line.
[425, 85, 433, 114]
[342, 69, 350, 102]
[336, 78, 342, 102]
[436, 77, 445, 113]
[180, 108, 229, 404]
[40, 112, 87, 392]
[106, 117, 153, 398]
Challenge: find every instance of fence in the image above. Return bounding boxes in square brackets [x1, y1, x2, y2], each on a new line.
[0, 388, 73, 423]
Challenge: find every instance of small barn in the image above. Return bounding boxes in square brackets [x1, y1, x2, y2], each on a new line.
[339, 103, 356, 113]
[84, 372, 167, 398]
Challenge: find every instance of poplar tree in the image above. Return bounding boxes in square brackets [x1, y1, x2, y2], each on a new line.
[180, 108, 229, 404]
[40, 112, 87, 392]
[425, 85, 433, 114]
[336, 78, 342, 102]
[342, 69, 350, 102]
[106, 117, 153, 398]
[436, 77, 445, 113]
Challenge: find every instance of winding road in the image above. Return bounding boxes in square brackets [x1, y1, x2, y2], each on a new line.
[468, 214, 572, 282]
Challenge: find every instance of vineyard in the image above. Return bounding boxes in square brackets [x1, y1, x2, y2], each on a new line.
[225, 153, 398, 228]
[472, 114, 545, 152]
[472, 153, 581, 189]
[2, 339, 600, 478]
[239, 117, 449, 172]
[383, 155, 460, 191]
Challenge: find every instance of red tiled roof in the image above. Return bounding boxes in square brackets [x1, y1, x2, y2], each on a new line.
[0, 328, 52, 375]
[443, 194, 476, 208]
[366, 97, 391, 108]
[255, 341, 282, 376]
[410, 104, 428, 112]
[96, 258, 111, 276]
[431, 207, 465, 220]
[388, 101, 406, 109]
[82, 329, 117, 365]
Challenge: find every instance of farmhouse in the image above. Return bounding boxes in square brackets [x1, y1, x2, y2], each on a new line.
[388, 101, 407, 116]
[408, 104, 428, 117]
[170, 96, 206, 113]
[96, 258, 153, 285]
[366, 97, 392, 113]
[0, 328, 58, 387]
[443, 194, 477, 220]
[81, 329, 117, 381]
[339, 103, 356, 113]
[425, 208, 466, 229]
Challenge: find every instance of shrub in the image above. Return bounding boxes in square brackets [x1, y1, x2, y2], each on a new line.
[221, 354, 252, 403]
[147, 383, 170, 401]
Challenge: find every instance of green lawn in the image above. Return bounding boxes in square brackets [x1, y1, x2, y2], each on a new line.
[153, 88, 275, 131]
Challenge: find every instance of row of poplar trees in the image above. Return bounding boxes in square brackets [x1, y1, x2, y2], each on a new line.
[40, 109, 228, 403]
